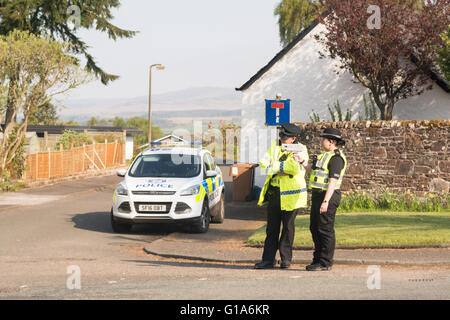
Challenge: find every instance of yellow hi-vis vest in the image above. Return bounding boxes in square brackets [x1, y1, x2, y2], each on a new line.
[309, 149, 347, 191]
[258, 140, 309, 211]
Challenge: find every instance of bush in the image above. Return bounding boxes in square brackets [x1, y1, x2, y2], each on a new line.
[339, 190, 449, 213]
[57, 130, 93, 150]
[0, 169, 27, 192]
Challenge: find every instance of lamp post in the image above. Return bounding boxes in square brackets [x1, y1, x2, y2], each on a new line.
[148, 64, 165, 145]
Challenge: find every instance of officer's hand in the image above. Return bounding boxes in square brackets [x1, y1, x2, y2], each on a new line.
[293, 154, 303, 163]
[320, 202, 328, 214]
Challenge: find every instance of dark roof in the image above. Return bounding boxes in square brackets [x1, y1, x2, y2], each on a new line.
[25, 125, 143, 135]
[236, 10, 449, 93]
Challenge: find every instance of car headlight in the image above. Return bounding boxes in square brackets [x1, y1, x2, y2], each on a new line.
[116, 184, 129, 196]
[180, 184, 201, 196]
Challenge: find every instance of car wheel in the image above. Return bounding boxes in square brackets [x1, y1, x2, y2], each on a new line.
[191, 199, 210, 233]
[110, 209, 132, 233]
[211, 193, 225, 224]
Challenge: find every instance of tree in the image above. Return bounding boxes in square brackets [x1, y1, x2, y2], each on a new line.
[0, 0, 137, 124]
[125, 116, 163, 148]
[28, 101, 59, 125]
[0, 0, 136, 84]
[87, 116, 99, 126]
[436, 26, 450, 81]
[111, 116, 126, 128]
[63, 120, 80, 126]
[315, 0, 449, 120]
[274, 0, 322, 47]
[0, 30, 90, 176]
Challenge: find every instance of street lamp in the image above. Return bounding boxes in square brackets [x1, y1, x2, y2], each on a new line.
[148, 64, 165, 145]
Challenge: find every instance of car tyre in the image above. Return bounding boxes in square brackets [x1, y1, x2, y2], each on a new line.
[110, 208, 133, 233]
[211, 192, 225, 224]
[191, 199, 210, 233]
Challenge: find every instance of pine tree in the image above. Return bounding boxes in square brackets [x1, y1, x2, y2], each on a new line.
[0, 0, 136, 84]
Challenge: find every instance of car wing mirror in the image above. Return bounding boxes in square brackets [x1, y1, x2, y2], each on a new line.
[205, 170, 218, 178]
[117, 169, 127, 177]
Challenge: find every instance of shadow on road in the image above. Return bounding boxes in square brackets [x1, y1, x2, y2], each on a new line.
[70, 211, 180, 235]
[123, 259, 308, 271]
[225, 202, 267, 222]
[123, 259, 255, 270]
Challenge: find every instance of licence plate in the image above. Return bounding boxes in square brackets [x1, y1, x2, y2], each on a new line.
[139, 204, 166, 212]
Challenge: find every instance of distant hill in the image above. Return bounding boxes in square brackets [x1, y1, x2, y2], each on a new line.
[59, 87, 242, 124]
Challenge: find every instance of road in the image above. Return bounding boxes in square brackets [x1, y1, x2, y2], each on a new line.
[0, 175, 449, 300]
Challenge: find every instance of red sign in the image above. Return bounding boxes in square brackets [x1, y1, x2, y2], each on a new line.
[271, 102, 285, 109]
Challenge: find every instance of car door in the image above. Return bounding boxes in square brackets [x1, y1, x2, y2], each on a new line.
[205, 153, 222, 208]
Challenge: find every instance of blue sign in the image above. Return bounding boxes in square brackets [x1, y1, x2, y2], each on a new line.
[265, 99, 291, 126]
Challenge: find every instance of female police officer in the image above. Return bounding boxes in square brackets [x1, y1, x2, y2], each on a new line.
[254, 123, 308, 269]
[294, 128, 347, 271]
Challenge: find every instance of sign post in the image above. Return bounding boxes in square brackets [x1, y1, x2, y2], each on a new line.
[265, 99, 290, 126]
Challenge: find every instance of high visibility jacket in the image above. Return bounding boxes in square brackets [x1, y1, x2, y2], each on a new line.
[309, 149, 347, 191]
[258, 140, 309, 211]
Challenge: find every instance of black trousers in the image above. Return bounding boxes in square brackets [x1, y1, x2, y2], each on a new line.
[262, 187, 299, 264]
[310, 189, 341, 267]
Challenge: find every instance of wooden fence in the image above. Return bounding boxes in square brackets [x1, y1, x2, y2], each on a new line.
[23, 141, 125, 181]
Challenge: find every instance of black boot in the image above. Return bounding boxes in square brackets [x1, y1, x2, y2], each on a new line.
[254, 261, 275, 269]
[306, 263, 332, 271]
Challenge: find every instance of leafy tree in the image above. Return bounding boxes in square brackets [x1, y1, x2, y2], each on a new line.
[0, 0, 137, 124]
[0, 0, 136, 85]
[87, 116, 99, 126]
[63, 120, 80, 126]
[28, 101, 59, 125]
[57, 129, 92, 149]
[274, 0, 322, 47]
[316, 0, 449, 120]
[111, 116, 126, 128]
[0, 30, 89, 176]
[125, 116, 163, 148]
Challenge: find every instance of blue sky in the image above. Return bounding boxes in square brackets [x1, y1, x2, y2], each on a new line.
[62, 0, 283, 101]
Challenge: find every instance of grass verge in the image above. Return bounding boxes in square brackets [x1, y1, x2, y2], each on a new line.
[246, 211, 450, 247]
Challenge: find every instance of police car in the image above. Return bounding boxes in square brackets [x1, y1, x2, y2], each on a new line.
[111, 145, 225, 233]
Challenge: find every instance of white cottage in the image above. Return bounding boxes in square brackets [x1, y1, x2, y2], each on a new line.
[235, 17, 450, 188]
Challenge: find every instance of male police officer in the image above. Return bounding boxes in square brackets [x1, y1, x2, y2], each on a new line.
[295, 128, 347, 271]
[254, 123, 309, 269]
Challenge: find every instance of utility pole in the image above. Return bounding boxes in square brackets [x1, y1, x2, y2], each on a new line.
[148, 64, 165, 145]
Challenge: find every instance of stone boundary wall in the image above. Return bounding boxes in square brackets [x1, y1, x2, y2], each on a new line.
[294, 120, 449, 194]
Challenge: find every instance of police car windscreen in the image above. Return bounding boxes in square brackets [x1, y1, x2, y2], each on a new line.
[128, 154, 201, 178]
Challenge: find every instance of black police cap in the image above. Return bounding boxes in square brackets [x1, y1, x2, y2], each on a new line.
[320, 128, 344, 142]
[280, 123, 302, 136]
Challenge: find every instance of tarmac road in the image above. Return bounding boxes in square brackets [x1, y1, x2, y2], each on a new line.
[0, 175, 449, 300]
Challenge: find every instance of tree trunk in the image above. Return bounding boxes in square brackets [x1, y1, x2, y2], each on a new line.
[385, 100, 395, 121]
[4, 75, 18, 125]
[371, 91, 388, 120]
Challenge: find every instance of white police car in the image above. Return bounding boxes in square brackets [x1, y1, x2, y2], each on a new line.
[111, 146, 225, 233]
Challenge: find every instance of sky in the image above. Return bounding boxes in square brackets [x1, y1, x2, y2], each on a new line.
[61, 0, 283, 102]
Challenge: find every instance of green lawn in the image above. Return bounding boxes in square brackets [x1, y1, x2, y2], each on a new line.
[247, 211, 450, 247]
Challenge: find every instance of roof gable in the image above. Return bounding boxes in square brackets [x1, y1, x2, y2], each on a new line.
[236, 11, 329, 92]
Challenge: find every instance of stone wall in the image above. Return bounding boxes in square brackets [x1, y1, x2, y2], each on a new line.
[294, 120, 450, 194]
